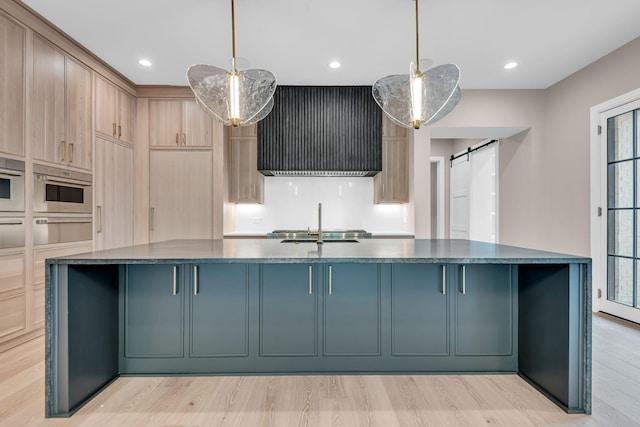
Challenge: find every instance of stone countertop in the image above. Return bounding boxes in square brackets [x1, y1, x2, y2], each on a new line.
[48, 239, 591, 265]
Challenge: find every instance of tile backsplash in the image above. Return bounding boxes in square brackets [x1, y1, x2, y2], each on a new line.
[233, 177, 410, 233]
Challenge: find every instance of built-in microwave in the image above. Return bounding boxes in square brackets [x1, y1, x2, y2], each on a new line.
[33, 165, 92, 214]
[0, 157, 25, 212]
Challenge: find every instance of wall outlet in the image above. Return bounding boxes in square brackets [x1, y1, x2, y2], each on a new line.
[252, 217, 262, 224]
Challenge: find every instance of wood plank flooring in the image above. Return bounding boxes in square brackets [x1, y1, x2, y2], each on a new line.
[1, 313, 638, 427]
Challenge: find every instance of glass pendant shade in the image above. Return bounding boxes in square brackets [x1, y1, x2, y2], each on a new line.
[188, 64, 276, 127]
[372, 62, 461, 129]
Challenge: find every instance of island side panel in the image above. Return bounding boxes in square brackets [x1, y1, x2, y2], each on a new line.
[46, 263, 120, 417]
[518, 263, 589, 413]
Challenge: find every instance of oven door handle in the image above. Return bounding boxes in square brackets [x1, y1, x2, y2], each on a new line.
[0, 219, 24, 225]
[40, 218, 92, 224]
[40, 176, 91, 187]
[0, 168, 24, 177]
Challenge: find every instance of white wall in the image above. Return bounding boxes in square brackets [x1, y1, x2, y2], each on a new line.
[233, 177, 410, 233]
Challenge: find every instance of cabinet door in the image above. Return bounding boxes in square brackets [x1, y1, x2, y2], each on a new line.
[260, 264, 317, 356]
[0, 251, 25, 341]
[229, 136, 264, 203]
[374, 138, 409, 203]
[65, 57, 93, 170]
[95, 74, 117, 138]
[32, 36, 65, 164]
[125, 265, 183, 357]
[117, 90, 135, 144]
[324, 264, 380, 356]
[190, 264, 249, 357]
[0, 13, 25, 156]
[182, 100, 213, 146]
[149, 150, 213, 242]
[95, 137, 133, 250]
[455, 264, 513, 356]
[149, 100, 182, 146]
[392, 264, 448, 355]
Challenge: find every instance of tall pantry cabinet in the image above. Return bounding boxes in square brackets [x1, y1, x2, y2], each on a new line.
[135, 91, 224, 244]
[94, 74, 135, 251]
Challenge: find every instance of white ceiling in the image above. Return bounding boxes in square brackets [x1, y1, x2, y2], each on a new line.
[21, 0, 640, 89]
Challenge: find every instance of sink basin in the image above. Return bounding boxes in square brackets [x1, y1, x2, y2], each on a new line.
[281, 239, 359, 243]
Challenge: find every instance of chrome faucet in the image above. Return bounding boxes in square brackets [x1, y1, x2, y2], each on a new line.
[317, 202, 323, 244]
[308, 202, 324, 244]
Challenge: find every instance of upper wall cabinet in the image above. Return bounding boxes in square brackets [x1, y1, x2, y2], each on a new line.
[149, 99, 213, 147]
[0, 12, 25, 157]
[95, 75, 135, 144]
[32, 36, 92, 170]
[229, 125, 264, 203]
[374, 115, 409, 203]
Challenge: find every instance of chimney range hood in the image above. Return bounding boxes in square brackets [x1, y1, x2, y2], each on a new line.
[257, 86, 382, 177]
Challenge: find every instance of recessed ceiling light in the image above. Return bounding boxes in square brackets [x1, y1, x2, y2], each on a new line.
[504, 62, 518, 70]
[138, 59, 153, 67]
[329, 61, 341, 69]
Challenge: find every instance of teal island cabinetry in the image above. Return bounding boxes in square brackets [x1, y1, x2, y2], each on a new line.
[45, 239, 591, 417]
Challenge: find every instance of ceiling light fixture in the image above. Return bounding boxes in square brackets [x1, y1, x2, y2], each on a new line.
[187, 0, 276, 127]
[372, 0, 461, 129]
[329, 61, 341, 69]
[504, 62, 518, 69]
[138, 59, 152, 67]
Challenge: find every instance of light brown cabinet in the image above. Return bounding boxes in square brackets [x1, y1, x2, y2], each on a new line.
[32, 36, 92, 170]
[149, 99, 213, 147]
[95, 74, 135, 144]
[229, 125, 264, 203]
[374, 115, 409, 203]
[0, 251, 25, 341]
[32, 243, 92, 328]
[95, 137, 134, 250]
[0, 12, 25, 157]
[149, 149, 213, 242]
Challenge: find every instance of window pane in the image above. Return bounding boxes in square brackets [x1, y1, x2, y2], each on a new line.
[608, 256, 634, 306]
[608, 112, 634, 162]
[608, 210, 633, 256]
[608, 161, 634, 208]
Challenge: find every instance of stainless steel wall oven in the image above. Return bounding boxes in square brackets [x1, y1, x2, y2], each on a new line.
[0, 157, 25, 212]
[33, 165, 92, 214]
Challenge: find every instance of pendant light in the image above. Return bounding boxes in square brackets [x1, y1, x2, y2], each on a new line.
[187, 0, 277, 127]
[372, 0, 461, 129]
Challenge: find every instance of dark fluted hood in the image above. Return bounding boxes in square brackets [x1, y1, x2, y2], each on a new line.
[257, 86, 382, 177]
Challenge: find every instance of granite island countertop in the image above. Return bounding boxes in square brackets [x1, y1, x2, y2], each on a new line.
[48, 239, 591, 265]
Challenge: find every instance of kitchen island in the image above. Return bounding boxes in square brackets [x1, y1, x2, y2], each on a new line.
[45, 239, 591, 417]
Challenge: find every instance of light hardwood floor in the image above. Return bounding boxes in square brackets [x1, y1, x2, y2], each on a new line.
[1, 313, 639, 427]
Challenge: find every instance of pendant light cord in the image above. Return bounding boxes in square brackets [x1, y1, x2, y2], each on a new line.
[231, 0, 237, 72]
[415, 0, 420, 74]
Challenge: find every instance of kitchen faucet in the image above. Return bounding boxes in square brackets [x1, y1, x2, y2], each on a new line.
[308, 202, 323, 244]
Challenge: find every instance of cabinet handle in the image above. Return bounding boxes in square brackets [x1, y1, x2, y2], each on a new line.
[97, 205, 102, 233]
[118, 124, 122, 138]
[183, 133, 186, 146]
[442, 265, 446, 295]
[308, 265, 313, 295]
[172, 266, 178, 296]
[328, 265, 333, 295]
[150, 208, 155, 231]
[112, 123, 117, 137]
[461, 265, 466, 295]
[382, 183, 385, 196]
[60, 141, 67, 161]
[253, 183, 256, 197]
[175, 133, 179, 145]
[69, 143, 75, 163]
[193, 265, 199, 295]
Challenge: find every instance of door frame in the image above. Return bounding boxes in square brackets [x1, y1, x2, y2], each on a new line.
[430, 156, 445, 239]
[590, 88, 640, 317]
